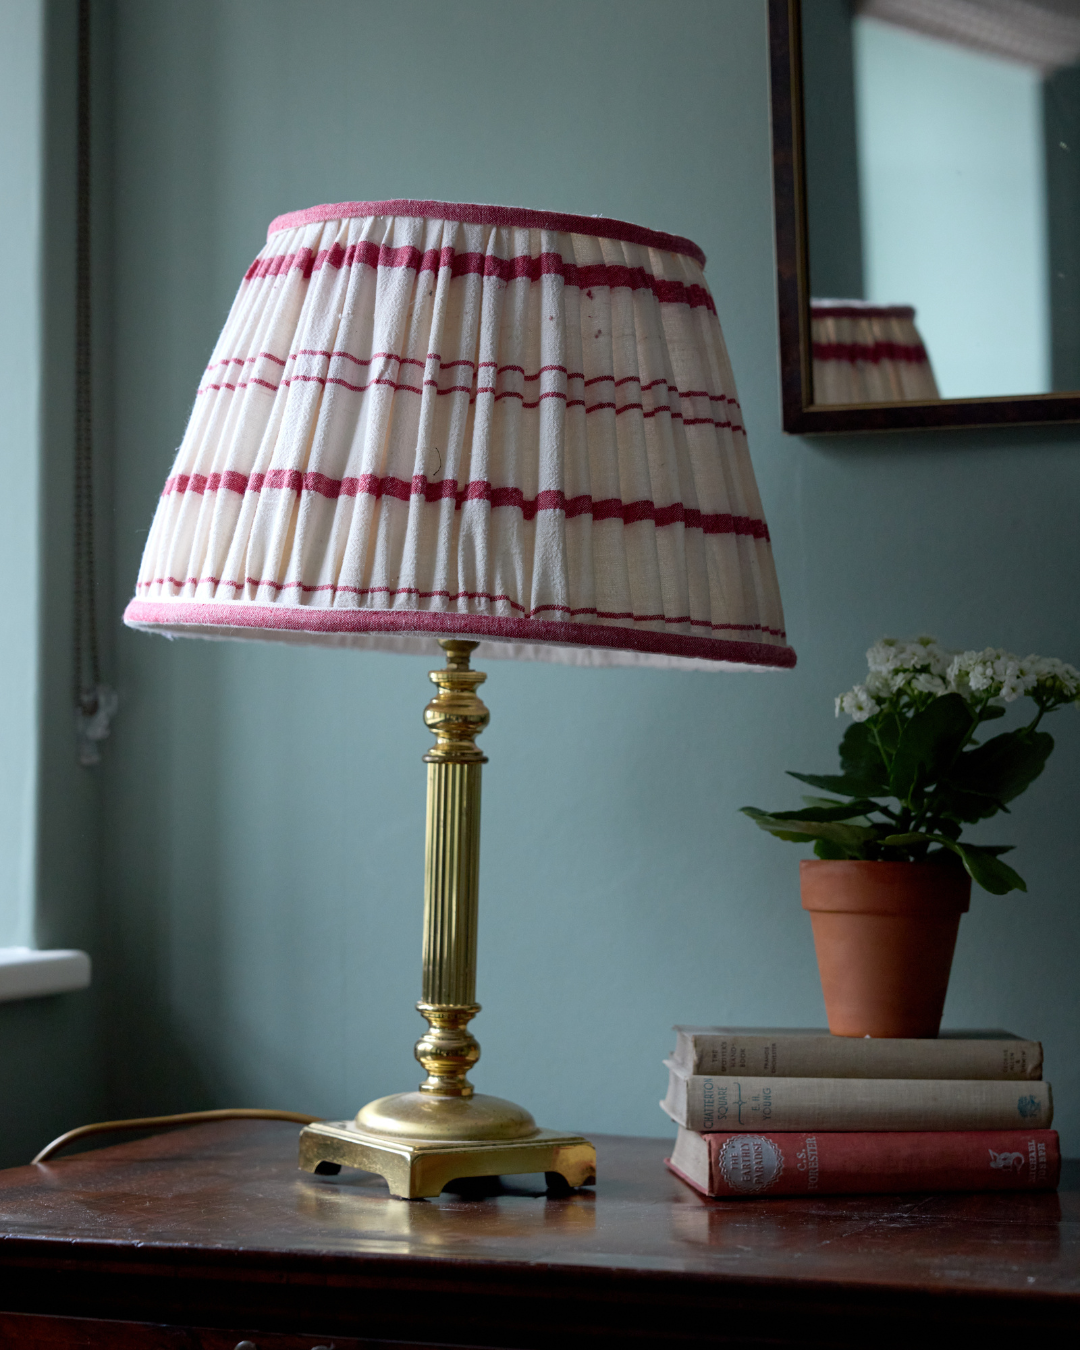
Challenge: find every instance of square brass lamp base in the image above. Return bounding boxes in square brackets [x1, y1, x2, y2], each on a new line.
[299, 1118, 597, 1199]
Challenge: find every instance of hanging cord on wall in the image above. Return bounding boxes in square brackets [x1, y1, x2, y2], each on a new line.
[74, 0, 116, 767]
[32, 1109, 321, 1164]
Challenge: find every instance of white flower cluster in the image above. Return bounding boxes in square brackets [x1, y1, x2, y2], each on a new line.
[834, 637, 1080, 720]
[865, 636, 950, 697]
[948, 649, 1080, 704]
[835, 686, 880, 721]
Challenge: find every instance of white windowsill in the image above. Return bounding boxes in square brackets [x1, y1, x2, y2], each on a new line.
[0, 947, 91, 1002]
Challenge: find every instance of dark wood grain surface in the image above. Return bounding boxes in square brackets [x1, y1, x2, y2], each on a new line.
[0, 1121, 1077, 1347]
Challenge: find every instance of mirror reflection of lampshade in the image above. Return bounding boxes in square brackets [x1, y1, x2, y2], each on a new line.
[810, 299, 940, 404]
[799, 0, 1080, 403]
[771, 0, 1080, 429]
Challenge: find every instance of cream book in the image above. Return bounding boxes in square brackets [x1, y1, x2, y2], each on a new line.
[670, 1027, 1042, 1080]
[661, 1061, 1054, 1133]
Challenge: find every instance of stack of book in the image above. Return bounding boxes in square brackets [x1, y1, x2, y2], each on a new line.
[661, 1027, 1060, 1198]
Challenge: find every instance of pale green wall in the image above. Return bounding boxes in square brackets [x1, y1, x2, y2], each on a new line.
[70, 0, 1080, 1156]
[854, 17, 1049, 399]
[0, 0, 45, 951]
[0, 0, 103, 1168]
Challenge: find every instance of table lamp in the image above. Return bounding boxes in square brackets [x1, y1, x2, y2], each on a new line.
[123, 199, 794, 1198]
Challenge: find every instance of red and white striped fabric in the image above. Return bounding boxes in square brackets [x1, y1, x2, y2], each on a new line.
[811, 300, 940, 405]
[124, 200, 794, 671]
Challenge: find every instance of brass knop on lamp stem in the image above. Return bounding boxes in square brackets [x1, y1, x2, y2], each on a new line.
[422, 639, 490, 764]
[415, 1001, 481, 1096]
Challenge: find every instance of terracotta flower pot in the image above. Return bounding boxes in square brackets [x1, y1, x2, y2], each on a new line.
[800, 860, 972, 1038]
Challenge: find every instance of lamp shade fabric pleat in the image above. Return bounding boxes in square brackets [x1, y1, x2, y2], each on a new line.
[124, 200, 794, 671]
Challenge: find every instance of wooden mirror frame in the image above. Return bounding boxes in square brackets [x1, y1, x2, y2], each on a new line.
[770, 0, 1080, 433]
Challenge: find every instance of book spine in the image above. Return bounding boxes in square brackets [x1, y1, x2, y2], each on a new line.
[686, 1130, 1060, 1198]
[672, 1075, 1053, 1132]
[687, 1035, 1042, 1080]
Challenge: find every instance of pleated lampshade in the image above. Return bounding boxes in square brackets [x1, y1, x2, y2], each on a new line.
[123, 199, 794, 672]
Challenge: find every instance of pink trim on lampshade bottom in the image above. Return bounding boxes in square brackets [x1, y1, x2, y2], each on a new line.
[155, 470, 769, 541]
[133, 573, 785, 635]
[241, 244, 716, 315]
[266, 199, 707, 266]
[122, 599, 796, 669]
[813, 340, 930, 365]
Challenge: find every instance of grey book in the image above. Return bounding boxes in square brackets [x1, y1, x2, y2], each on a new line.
[661, 1061, 1054, 1133]
[670, 1026, 1042, 1080]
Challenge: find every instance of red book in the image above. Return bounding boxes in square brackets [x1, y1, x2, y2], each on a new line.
[667, 1126, 1060, 1198]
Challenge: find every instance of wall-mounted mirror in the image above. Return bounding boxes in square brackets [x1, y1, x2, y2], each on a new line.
[770, 0, 1080, 431]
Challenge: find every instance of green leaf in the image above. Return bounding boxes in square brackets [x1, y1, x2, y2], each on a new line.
[756, 800, 881, 823]
[740, 806, 814, 842]
[946, 729, 1054, 805]
[838, 722, 890, 791]
[889, 693, 973, 802]
[978, 705, 1007, 721]
[743, 811, 878, 848]
[883, 830, 1026, 895]
[797, 797, 878, 827]
[872, 715, 901, 759]
[787, 770, 886, 798]
[948, 842, 1027, 896]
[936, 788, 1007, 824]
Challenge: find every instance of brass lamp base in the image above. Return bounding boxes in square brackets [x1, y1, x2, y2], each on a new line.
[356, 1089, 539, 1140]
[299, 1116, 596, 1199]
[303, 641, 595, 1200]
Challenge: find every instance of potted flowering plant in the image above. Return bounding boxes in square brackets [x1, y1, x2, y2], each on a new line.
[743, 638, 1079, 1036]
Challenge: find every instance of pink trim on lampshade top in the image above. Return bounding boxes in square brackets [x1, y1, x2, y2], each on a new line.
[267, 199, 707, 267]
[811, 303, 916, 321]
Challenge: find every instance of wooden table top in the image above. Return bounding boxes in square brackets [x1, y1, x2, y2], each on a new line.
[0, 1121, 1077, 1347]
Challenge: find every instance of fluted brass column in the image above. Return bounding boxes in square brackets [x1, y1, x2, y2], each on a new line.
[416, 640, 487, 1096]
[352, 639, 535, 1140]
[298, 639, 596, 1198]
